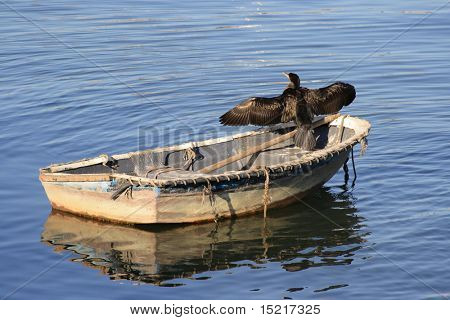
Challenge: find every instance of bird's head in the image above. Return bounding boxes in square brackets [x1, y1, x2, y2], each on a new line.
[282, 72, 300, 89]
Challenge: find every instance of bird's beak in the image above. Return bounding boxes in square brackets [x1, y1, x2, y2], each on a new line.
[282, 72, 290, 79]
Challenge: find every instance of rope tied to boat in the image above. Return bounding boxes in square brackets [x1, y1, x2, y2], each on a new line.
[263, 167, 271, 219]
[145, 166, 186, 179]
[183, 147, 197, 170]
[343, 147, 358, 187]
[183, 147, 204, 170]
[360, 137, 368, 156]
[124, 185, 133, 199]
[202, 179, 219, 222]
[111, 179, 133, 200]
[261, 220, 272, 259]
[351, 147, 357, 182]
[100, 153, 118, 170]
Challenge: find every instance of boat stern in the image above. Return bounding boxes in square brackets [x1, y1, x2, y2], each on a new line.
[40, 175, 160, 224]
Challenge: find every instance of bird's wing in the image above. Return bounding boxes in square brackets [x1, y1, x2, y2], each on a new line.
[219, 97, 284, 126]
[303, 82, 356, 115]
[280, 94, 298, 123]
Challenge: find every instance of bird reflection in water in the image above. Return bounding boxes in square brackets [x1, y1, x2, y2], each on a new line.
[41, 186, 368, 286]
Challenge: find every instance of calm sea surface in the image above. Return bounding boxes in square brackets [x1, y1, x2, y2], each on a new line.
[1, 0, 449, 299]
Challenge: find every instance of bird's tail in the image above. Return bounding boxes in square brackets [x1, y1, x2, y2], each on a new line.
[294, 125, 316, 150]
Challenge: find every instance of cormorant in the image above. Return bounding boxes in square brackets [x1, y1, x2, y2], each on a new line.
[219, 72, 356, 150]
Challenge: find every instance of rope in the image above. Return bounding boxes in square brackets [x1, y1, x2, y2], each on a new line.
[100, 153, 118, 170]
[351, 147, 357, 183]
[360, 137, 368, 156]
[124, 184, 133, 199]
[202, 179, 219, 222]
[146, 166, 185, 179]
[261, 220, 271, 259]
[144, 165, 159, 177]
[183, 147, 197, 170]
[201, 180, 211, 206]
[154, 167, 181, 179]
[343, 157, 350, 183]
[111, 180, 133, 200]
[262, 167, 271, 218]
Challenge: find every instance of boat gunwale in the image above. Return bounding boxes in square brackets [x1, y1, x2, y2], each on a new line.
[39, 115, 371, 188]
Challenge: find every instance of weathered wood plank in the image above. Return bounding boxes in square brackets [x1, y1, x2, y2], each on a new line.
[46, 155, 110, 173]
[40, 173, 112, 182]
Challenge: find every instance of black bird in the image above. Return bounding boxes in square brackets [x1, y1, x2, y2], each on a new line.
[219, 72, 356, 150]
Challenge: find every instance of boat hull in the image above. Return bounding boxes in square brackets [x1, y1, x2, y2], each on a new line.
[41, 150, 349, 224]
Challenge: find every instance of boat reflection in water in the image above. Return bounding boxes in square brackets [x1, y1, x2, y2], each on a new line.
[42, 186, 368, 286]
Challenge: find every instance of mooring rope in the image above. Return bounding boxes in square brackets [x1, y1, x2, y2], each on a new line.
[201, 179, 211, 205]
[202, 179, 219, 222]
[351, 147, 357, 181]
[343, 157, 350, 183]
[360, 137, 368, 156]
[261, 219, 272, 259]
[343, 147, 358, 187]
[263, 167, 271, 218]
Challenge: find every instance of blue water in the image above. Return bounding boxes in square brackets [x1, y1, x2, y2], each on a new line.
[1, 0, 450, 299]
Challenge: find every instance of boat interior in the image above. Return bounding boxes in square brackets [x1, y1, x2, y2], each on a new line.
[58, 121, 356, 179]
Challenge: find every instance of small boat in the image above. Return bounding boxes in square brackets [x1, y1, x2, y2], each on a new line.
[39, 114, 370, 224]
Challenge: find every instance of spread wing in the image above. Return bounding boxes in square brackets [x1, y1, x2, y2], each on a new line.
[219, 97, 284, 126]
[303, 82, 356, 115]
[281, 93, 301, 123]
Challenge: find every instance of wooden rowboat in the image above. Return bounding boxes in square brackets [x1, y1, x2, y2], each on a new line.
[39, 114, 370, 224]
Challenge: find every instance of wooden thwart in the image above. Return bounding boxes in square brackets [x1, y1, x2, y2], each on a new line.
[39, 173, 112, 182]
[199, 114, 341, 174]
[47, 154, 111, 173]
